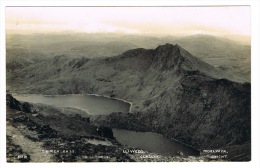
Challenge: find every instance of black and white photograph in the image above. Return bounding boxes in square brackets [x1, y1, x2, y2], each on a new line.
[1, 1, 260, 167]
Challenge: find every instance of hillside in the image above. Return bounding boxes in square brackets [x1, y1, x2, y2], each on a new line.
[7, 43, 246, 94]
[7, 43, 251, 161]
[6, 47, 49, 70]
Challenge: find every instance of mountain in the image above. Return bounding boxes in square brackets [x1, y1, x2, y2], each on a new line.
[119, 34, 251, 81]
[7, 43, 251, 160]
[7, 43, 245, 93]
[6, 33, 250, 81]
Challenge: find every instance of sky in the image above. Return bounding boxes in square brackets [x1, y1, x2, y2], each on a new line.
[6, 6, 250, 39]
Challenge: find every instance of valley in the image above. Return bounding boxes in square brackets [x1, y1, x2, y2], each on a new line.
[6, 33, 251, 162]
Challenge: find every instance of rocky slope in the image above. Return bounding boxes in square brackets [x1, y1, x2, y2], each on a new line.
[7, 43, 251, 161]
[7, 94, 224, 162]
[6, 94, 132, 162]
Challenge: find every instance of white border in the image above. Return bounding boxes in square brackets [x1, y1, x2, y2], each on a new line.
[1, 1, 259, 168]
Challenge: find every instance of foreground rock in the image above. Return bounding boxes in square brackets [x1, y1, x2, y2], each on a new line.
[6, 94, 132, 162]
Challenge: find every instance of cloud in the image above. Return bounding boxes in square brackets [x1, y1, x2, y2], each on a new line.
[5, 6, 250, 36]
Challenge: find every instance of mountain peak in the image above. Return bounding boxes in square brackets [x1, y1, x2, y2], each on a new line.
[153, 43, 184, 70]
[155, 43, 180, 51]
[116, 43, 244, 83]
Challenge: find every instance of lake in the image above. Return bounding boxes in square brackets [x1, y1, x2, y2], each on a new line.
[12, 94, 131, 115]
[12, 93, 199, 157]
[113, 129, 200, 156]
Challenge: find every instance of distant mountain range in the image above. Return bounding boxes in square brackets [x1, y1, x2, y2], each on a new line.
[6, 33, 250, 81]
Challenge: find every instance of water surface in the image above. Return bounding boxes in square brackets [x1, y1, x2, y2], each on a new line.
[13, 94, 130, 115]
[113, 129, 200, 156]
